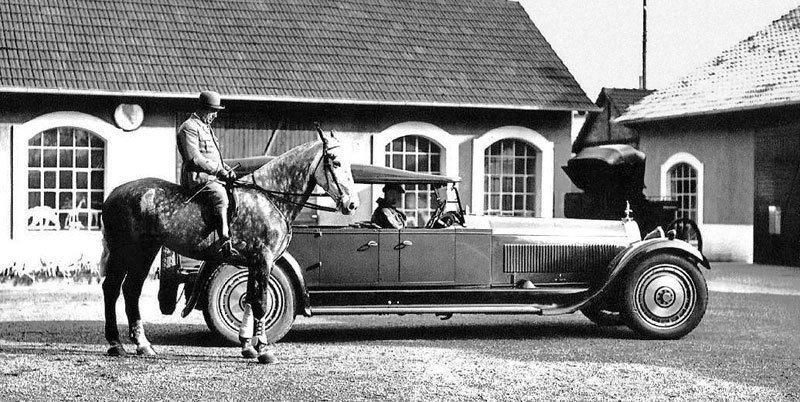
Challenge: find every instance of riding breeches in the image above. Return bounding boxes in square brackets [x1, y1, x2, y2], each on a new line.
[196, 181, 229, 212]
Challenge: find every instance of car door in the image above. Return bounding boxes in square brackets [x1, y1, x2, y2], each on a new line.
[317, 227, 380, 287]
[397, 227, 456, 284]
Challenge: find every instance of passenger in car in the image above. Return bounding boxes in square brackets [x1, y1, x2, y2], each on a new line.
[371, 184, 407, 229]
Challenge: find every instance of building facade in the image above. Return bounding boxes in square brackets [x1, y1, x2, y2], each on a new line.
[0, 0, 594, 267]
[618, 6, 800, 265]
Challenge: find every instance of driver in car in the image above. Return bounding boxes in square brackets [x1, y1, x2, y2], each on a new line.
[371, 184, 407, 229]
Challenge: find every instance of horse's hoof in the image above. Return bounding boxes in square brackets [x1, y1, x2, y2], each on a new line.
[257, 350, 277, 364]
[107, 344, 127, 357]
[241, 345, 258, 359]
[136, 345, 156, 356]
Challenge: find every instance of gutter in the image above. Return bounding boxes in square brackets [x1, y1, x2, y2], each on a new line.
[0, 87, 600, 113]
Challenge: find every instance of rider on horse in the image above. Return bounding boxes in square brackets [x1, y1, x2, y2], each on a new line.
[177, 90, 239, 257]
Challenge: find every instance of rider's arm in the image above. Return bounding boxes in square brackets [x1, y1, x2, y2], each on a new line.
[178, 125, 223, 175]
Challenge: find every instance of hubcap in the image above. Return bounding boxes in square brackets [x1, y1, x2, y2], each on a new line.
[634, 263, 696, 328]
[218, 267, 286, 337]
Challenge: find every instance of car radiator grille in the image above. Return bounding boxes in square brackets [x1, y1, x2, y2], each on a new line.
[503, 243, 619, 273]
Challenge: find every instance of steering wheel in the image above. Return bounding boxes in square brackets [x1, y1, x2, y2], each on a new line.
[425, 201, 447, 229]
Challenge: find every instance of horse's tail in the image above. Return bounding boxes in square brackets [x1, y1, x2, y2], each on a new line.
[99, 216, 110, 277]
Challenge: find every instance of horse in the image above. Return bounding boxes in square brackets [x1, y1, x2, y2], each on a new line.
[99, 129, 359, 363]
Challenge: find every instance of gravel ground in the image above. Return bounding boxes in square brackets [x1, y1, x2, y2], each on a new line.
[0, 263, 798, 401]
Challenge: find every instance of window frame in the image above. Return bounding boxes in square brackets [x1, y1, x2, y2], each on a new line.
[660, 152, 704, 225]
[471, 126, 554, 218]
[12, 112, 119, 240]
[482, 138, 538, 217]
[371, 122, 459, 225]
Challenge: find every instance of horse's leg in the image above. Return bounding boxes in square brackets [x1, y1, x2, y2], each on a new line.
[238, 303, 257, 358]
[102, 249, 127, 357]
[122, 245, 160, 356]
[245, 248, 278, 364]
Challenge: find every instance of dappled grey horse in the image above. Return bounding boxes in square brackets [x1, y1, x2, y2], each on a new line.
[99, 129, 358, 363]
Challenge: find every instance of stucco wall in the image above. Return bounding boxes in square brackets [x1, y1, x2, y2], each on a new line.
[635, 116, 755, 262]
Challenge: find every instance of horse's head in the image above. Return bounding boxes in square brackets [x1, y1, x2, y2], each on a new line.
[315, 130, 359, 215]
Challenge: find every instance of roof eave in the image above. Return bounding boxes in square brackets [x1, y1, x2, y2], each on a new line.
[616, 98, 800, 124]
[0, 87, 596, 112]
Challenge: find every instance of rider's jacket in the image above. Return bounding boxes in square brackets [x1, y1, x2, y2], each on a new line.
[177, 113, 230, 188]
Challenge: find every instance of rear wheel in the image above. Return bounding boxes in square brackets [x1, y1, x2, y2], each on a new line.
[204, 263, 296, 345]
[621, 254, 707, 339]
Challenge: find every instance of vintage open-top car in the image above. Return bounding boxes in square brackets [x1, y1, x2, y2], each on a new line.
[160, 157, 710, 344]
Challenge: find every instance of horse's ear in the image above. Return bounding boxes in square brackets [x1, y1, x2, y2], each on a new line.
[314, 122, 328, 144]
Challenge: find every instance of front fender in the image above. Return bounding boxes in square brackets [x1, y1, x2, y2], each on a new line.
[275, 252, 311, 317]
[543, 238, 709, 316]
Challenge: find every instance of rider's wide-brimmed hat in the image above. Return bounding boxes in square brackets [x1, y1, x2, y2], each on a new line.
[383, 183, 405, 193]
[199, 90, 225, 110]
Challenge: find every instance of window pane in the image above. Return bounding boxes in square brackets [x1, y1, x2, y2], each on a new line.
[28, 192, 40, 208]
[75, 130, 89, 147]
[405, 136, 416, 152]
[391, 155, 402, 169]
[502, 195, 512, 210]
[76, 192, 88, 208]
[59, 192, 73, 209]
[43, 149, 57, 167]
[404, 193, 417, 209]
[89, 133, 104, 148]
[91, 191, 104, 210]
[503, 177, 513, 192]
[44, 192, 56, 208]
[59, 171, 72, 189]
[28, 133, 42, 146]
[515, 177, 524, 192]
[28, 149, 41, 167]
[42, 129, 57, 146]
[91, 171, 104, 189]
[59, 128, 74, 146]
[28, 170, 41, 188]
[77, 172, 88, 189]
[490, 194, 500, 209]
[44, 171, 56, 188]
[91, 150, 104, 168]
[59, 149, 73, 167]
[76, 149, 89, 168]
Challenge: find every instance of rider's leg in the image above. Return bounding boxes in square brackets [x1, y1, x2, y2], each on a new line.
[204, 182, 238, 256]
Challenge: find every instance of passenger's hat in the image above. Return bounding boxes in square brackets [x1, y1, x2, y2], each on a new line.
[383, 183, 405, 193]
[198, 90, 225, 110]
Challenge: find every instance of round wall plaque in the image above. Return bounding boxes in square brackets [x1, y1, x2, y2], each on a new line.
[114, 103, 144, 131]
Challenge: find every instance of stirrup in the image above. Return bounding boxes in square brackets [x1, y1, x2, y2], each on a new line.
[218, 239, 240, 257]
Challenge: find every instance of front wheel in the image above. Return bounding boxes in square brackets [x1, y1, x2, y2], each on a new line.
[621, 254, 707, 339]
[203, 263, 296, 345]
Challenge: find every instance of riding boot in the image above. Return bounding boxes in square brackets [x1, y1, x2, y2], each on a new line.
[216, 208, 239, 258]
[255, 318, 277, 364]
[239, 304, 258, 359]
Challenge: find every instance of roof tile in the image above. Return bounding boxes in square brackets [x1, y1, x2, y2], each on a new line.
[620, 6, 800, 122]
[0, 0, 592, 110]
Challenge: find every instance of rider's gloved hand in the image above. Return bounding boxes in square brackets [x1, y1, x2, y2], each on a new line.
[216, 169, 237, 182]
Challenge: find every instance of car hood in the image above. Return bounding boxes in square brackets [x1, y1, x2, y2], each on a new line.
[467, 216, 640, 243]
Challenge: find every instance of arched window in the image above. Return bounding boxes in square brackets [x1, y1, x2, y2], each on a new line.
[484, 139, 537, 216]
[27, 127, 105, 231]
[385, 135, 441, 227]
[668, 162, 698, 221]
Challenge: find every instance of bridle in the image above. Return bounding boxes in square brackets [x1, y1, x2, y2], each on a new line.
[231, 128, 347, 213]
[315, 132, 347, 211]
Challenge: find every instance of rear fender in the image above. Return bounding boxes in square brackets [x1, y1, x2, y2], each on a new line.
[544, 238, 709, 316]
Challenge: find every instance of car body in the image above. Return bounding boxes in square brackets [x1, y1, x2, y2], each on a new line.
[160, 157, 710, 344]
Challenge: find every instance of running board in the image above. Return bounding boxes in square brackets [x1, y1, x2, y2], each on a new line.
[310, 304, 544, 315]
